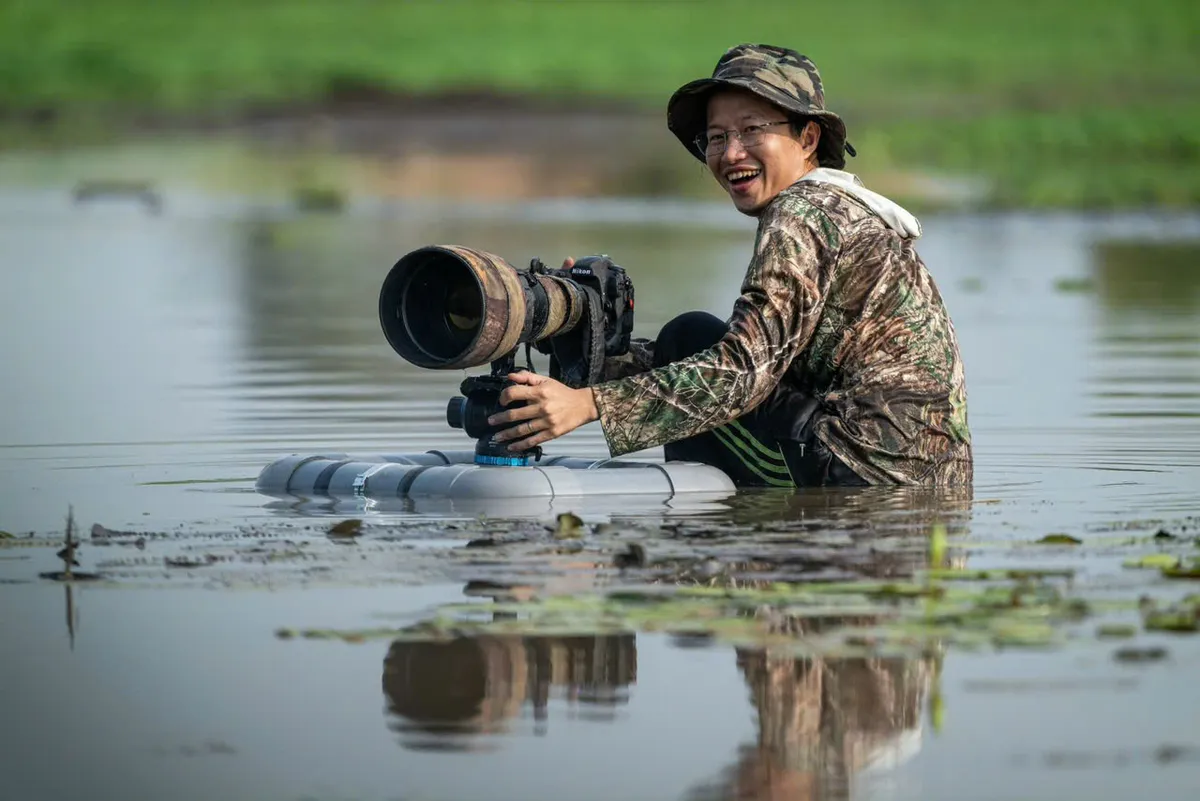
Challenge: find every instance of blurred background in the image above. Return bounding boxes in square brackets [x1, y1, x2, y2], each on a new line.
[1, 0, 1198, 207]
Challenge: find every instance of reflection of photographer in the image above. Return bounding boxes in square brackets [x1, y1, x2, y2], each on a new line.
[687, 605, 938, 801]
[696, 652, 932, 801]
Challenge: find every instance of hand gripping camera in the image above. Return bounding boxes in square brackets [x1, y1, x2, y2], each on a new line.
[378, 246, 635, 466]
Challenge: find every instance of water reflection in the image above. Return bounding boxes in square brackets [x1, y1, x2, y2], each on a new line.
[1086, 241, 1200, 470]
[382, 633, 637, 752]
[377, 495, 952, 801]
[261, 488, 740, 521]
[1092, 240, 1200, 314]
[380, 591, 938, 800]
[722, 485, 976, 532]
[689, 650, 934, 801]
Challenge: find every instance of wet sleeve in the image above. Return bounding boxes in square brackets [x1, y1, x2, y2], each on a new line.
[590, 203, 839, 456]
[600, 338, 655, 381]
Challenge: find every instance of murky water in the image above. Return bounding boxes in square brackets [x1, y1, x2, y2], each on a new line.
[2, 176, 1200, 801]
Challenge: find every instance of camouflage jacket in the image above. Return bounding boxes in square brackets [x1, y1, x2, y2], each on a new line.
[590, 177, 973, 486]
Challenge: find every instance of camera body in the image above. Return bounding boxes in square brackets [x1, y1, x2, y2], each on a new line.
[528, 254, 635, 390]
[547, 255, 635, 361]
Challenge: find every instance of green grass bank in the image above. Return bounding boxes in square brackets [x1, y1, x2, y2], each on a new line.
[3, 0, 1199, 208]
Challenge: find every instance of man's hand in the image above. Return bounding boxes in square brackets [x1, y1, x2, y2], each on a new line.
[488, 371, 600, 452]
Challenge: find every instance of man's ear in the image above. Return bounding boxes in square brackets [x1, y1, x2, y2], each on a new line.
[804, 121, 822, 156]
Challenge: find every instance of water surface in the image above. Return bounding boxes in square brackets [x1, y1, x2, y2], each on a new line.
[2, 177, 1200, 801]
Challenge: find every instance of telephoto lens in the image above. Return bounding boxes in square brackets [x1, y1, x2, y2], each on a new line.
[379, 245, 585, 370]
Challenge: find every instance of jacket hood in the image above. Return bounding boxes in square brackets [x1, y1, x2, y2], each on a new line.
[798, 168, 922, 239]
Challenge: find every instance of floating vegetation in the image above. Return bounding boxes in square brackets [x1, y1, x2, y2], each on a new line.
[246, 503, 1200, 683]
[1143, 610, 1198, 633]
[1113, 646, 1168, 663]
[1053, 276, 1095, 293]
[552, 512, 584, 540]
[271, 565, 1100, 654]
[327, 519, 363, 538]
[71, 180, 162, 214]
[1035, 533, 1083, 545]
[292, 185, 346, 213]
[163, 555, 217, 569]
[1124, 554, 1183, 570]
[10, 509, 1200, 666]
[1139, 593, 1199, 633]
[1096, 624, 1138, 639]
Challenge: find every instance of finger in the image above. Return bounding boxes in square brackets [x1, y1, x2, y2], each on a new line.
[498, 384, 538, 406]
[505, 371, 548, 386]
[560, 257, 575, 269]
[494, 419, 545, 445]
[488, 404, 540, 427]
[505, 427, 557, 452]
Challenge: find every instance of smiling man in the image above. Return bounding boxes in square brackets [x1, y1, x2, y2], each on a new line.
[489, 44, 973, 488]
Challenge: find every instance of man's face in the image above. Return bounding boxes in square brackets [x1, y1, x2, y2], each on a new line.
[704, 90, 819, 217]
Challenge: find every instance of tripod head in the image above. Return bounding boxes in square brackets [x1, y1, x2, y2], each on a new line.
[445, 352, 542, 466]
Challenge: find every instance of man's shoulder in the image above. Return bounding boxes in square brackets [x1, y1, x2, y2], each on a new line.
[773, 180, 879, 229]
[758, 187, 843, 249]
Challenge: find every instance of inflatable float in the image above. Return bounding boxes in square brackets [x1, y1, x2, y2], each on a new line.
[255, 450, 737, 510]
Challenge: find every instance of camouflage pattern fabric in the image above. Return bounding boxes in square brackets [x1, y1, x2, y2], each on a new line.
[600, 338, 655, 382]
[591, 181, 973, 487]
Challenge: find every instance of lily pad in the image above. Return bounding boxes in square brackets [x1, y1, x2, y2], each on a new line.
[1053, 276, 1095, 293]
[1144, 611, 1198, 633]
[1096, 624, 1138, 639]
[553, 512, 584, 539]
[1113, 646, 1168, 663]
[164, 555, 215, 569]
[1035, 534, 1082, 545]
[1122, 554, 1181, 570]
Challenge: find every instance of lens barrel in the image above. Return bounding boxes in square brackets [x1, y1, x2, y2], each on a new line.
[379, 245, 584, 370]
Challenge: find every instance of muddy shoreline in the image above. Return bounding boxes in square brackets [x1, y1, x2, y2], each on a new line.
[1, 92, 986, 206]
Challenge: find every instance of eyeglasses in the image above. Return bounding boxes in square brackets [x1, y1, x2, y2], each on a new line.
[693, 121, 792, 158]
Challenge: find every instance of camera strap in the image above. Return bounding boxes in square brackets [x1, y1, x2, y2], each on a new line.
[520, 265, 552, 343]
[582, 284, 606, 385]
[547, 284, 606, 388]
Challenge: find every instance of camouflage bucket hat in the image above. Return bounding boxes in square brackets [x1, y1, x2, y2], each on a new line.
[667, 43, 855, 170]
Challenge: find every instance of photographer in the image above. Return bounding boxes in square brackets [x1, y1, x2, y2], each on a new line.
[489, 44, 973, 488]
